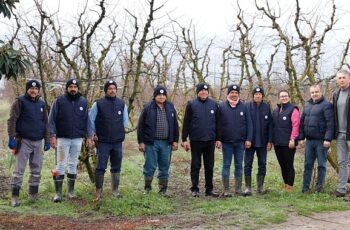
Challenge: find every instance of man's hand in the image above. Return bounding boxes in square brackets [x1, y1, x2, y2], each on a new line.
[50, 136, 57, 149]
[245, 140, 252, 149]
[86, 138, 94, 149]
[298, 140, 305, 148]
[267, 142, 272, 151]
[215, 141, 222, 149]
[138, 143, 145, 152]
[181, 141, 190, 152]
[172, 142, 178, 151]
[323, 140, 331, 148]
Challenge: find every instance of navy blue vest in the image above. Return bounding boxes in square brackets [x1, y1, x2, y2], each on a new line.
[247, 101, 272, 146]
[188, 98, 218, 141]
[219, 100, 249, 143]
[16, 95, 46, 141]
[95, 97, 125, 143]
[272, 103, 296, 146]
[56, 94, 88, 138]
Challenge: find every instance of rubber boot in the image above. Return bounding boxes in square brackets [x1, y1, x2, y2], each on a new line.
[67, 173, 77, 199]
[144, 176, 153, 195]
[11, 186, 21, 207]
[158, 179, 168, 196]
[28, 185, 39, 201]
[94, 173, 104, 202]
[222, 178, 232, 197]
[257, 175, 266, 194]
[244, 176, 252, 196]
[111, 172, 122, 198]
[53, 175, 64, 202]
[234, 177, 243, 196]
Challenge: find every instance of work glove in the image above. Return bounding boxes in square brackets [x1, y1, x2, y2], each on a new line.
[8, 137, 16, 150]
[44, 143, 51, 151]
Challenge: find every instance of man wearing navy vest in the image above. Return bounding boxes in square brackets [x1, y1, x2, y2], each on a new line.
[217, 84, 253, 197]
[299, 84, 334, 194]
[7, 80, 50, 207]
[244, 87, 272, 196]
[48, 79, 92, 202]
[89, 80, 128, 201]
[182, 82, 220, 197]
[137, 86, 179, 195]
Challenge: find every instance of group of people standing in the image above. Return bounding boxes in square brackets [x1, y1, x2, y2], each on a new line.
[6, 69, 350, 207]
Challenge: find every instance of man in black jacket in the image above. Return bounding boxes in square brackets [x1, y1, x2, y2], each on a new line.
[182, 83, 220, 197]
[244, 87, 272, 195]
[137, 86, 179, 195]
[299, 84, 334, 193]
[332, 70, 350, 197]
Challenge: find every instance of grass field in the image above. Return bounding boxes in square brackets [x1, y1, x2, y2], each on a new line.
[0, 100, 349, 229]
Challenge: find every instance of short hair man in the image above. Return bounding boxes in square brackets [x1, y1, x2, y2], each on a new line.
[299, 84, 334, 193]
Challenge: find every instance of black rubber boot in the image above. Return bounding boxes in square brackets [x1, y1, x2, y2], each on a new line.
[158, 179, 168, 195]
[94, 173, 104, 202]
[144, 176, 153, 195]
[257, 175, 266, 194]
[235, 177, 243, 196]
[53, 175, 64, 203]
[244, 176, 252, 196]
[222, 178, 232, 197]
[11, 186, 21, 207]
[28, 185, 39, 201]
[67, 173, 77, 199]
[111, 172, 122, 198]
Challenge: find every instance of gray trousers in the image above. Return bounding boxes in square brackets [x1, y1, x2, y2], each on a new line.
[336, 133, 350, 193]
[10, 138, 43, 188]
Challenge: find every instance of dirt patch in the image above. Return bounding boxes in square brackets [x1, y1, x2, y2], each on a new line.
[0, 213, 170, 230]
[263, 210, 350, 230]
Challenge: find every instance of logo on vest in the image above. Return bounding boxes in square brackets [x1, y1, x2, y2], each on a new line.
[265, 115, 268, 119]
[283, 116, 287, 120]
[40, 108, 43, 112]
[172, 113, 174, 117]
[118, 111, 122, 115]
[79, 107, 83, 111]
[240, 112, 244, 116]
[210, 109, 214, 114]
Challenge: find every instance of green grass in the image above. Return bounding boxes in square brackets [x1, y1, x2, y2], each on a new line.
[0, 127, 350, 228]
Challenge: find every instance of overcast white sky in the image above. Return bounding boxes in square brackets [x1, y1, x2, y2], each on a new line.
[2, 0, 349, 40]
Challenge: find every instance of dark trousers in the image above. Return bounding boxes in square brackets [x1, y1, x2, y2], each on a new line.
[95, 142, 123, 175]
[244, 146, 267, 177]
[274, 145, 296, 186]
[190, 141, 215, 193]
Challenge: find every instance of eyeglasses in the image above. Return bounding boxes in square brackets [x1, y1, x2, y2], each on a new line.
[279, 95, 289, 98]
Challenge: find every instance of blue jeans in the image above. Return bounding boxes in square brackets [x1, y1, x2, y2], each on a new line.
[222, 142, 244, 179]
[244, 146, 267, 176]
[143, 140, 172, 180]
[56, 138, 83, 175]
[96, 142, 123, 175]
[302, 139, 328, 192]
